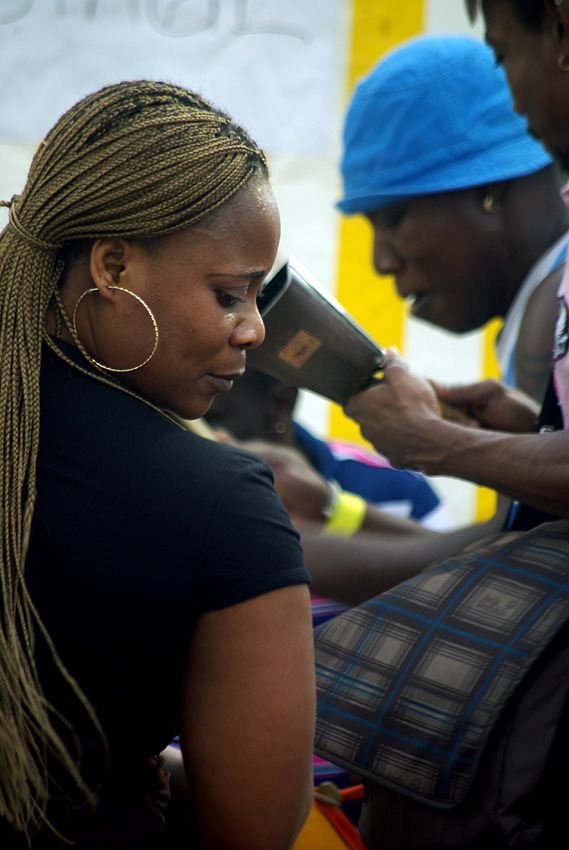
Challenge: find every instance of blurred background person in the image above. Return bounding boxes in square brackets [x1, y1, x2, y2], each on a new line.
[206, 365, 450, 529]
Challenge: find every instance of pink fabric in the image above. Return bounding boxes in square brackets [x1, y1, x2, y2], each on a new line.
[327, 441, 393, 468]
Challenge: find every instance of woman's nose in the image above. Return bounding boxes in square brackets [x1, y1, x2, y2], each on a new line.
[231, 303, 265, 349]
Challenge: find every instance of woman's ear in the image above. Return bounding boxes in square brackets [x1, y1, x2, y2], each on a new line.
[89, 238, 129, 300]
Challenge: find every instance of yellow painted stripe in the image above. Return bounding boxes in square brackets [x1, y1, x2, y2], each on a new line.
[330, 0, 424, 442]
[476, 317, 502, 520]
[331, 1, 501, 525]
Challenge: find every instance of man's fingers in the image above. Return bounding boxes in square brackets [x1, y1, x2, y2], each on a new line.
[383, 346, 409, 373]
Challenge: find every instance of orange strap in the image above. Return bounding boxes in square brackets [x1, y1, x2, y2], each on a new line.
[339, 784, 364, 802]
[313, 783, 366, 850]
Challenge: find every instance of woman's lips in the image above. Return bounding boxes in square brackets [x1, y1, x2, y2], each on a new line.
[207, 372, 243, 392]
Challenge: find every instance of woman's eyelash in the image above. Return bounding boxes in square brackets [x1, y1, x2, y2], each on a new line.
[216, 290, 245, 307]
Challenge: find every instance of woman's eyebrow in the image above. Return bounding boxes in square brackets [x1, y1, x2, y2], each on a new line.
[207, 270, 267, 280]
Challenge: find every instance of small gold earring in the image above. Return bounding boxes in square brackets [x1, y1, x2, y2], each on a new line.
[275, 421, 287, 435]
[482, 194, 498, 213]
[72, 285, 159, 372]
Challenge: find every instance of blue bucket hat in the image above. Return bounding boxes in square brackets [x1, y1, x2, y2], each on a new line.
[338, 35, 552, 214]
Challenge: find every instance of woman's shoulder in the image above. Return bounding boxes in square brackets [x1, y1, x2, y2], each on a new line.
[153, 423, 276, 484]
[39, 344, 279, 527]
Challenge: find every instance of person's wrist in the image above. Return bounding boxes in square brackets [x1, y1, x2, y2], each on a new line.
[321, 481, 367, 537]
[415, 417, 471, 476]
[321, 479, 342, 519]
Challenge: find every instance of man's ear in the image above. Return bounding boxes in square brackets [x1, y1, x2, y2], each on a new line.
[546, 0, 569, 52]
[273, 384, 299, 420]
[89, 238, 129, 300]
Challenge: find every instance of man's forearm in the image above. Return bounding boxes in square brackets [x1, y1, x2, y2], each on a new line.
[413, 420, 569, 519]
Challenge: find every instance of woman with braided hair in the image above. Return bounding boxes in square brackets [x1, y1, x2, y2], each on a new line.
[0, 80, 315, 848]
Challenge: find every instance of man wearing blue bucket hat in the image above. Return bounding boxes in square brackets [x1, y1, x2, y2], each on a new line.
[242, 36, 569, 603]
[339, 34, 569, 404]
[310, 34, 569, 849]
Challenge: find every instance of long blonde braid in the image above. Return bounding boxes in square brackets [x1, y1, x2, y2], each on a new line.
[0, 79, 267, 842]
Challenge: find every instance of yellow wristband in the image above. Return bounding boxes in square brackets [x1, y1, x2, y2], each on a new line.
[322, 491, 367, 537]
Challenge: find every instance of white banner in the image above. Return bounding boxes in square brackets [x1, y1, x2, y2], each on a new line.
[0, 0, 343, 153]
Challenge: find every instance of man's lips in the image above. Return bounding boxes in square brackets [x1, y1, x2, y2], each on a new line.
[397, 288, 431, 316]
[409, 291, 430, 315]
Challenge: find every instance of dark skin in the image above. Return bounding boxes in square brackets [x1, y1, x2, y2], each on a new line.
[336, 0, 569, 526]
[514, 264, 563, 400]
[205, 367, 439, 531]
[291, 19, 567, 602]
[367, 167, 569, 405]
[44, 183, 317, 850]
[481, 0, 569, 172]
[205, 20, 569, 601]
[476, 0, 569, 406]
[206, 368, 507, 605]
[297, 519, 505, 607]
[345, 350, 569, 519]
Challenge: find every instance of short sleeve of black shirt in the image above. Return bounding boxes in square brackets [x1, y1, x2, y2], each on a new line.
[27, 342, 310, 752]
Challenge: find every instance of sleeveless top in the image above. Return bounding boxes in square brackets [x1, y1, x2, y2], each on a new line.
[553, 185, 569, 425]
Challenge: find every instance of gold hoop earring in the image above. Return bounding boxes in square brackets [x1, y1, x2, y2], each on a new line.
[482, 194, 498, 213]
[558, 51, 569, 72]
[275, 421, 287, 435]
[72, 285, 159, 372]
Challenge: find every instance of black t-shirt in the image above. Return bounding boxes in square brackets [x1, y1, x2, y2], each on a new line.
[26, 341, 310, 758]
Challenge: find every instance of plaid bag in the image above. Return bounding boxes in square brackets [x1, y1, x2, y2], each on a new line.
[314, 519, 569, 809]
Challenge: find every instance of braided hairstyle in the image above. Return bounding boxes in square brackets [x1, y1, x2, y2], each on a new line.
[0, 79, 268, 841]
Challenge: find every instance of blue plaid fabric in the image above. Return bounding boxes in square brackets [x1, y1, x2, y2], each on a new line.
[314, 520, 569, 806]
